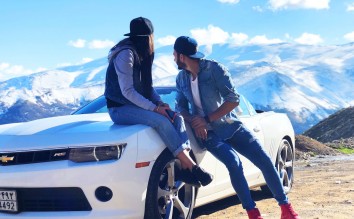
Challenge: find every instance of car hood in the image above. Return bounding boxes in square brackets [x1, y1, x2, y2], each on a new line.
[0, 113, 148, 151]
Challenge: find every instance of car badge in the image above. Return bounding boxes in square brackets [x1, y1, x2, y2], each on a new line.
[0, 155, 15, 163]
[53, 152, 66, 157]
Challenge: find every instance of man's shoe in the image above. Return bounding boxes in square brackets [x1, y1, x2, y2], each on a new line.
[280, 203, 300, 219]
[247, 208, 263, 219]
[191, 165, 213, 186]
[175, 168, 201, 187]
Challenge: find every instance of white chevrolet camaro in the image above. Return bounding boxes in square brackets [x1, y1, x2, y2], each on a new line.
[0, 87, 295, 219]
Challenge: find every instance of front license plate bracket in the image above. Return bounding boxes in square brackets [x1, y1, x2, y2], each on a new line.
[0, 189, 18, 213]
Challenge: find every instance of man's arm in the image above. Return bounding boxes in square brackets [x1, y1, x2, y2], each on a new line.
[206, 62, 240, 122]
[175, 75, 208, 139]
[206, 101, 238, 122]
[192, 63, 239, 131]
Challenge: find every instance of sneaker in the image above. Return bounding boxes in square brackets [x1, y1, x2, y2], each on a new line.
[175, 168, 201, 187]
[191, 165, 213, 186]
[280, 203, 300, 219]
[247, 208, 263, 219]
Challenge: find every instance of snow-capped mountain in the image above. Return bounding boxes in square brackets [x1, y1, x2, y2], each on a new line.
[1, 42, 353, 133]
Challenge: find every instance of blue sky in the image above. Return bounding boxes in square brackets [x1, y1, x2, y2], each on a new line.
[1, 0, 354, 81]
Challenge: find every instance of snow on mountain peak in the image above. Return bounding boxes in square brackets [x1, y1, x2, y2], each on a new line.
[1, 43, 353, 133]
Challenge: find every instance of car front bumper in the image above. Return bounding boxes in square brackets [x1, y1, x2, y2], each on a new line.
[0, 144, 154, 219]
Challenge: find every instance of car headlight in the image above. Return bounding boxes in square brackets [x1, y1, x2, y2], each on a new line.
[69, 144, 126, 163]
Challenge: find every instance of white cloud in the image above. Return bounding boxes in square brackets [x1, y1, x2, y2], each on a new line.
[190, 25, 230, 53]
[294, 33, 324, 45]
[269, 0, 330, 10]
[68, 39, 86, 48]
[0, 63, 10, 70]
[157, 35, 176, 47]
[230, 33, 249, 46]
[57, 63, 72, 68]
[0, 62, 46, 81]
[57, 58, 94, 67]
[344, 31, 354, 41]
[285, 33, 291, 39]
[252, 6, 264, 12]
[347, 3, 354, 11]
[191, 25, 230, 45]
[249, 35, 283, 45]
[81, 57, 94, 63]
[185, 25, 285, 49]
[217, 0, 240, 4]
[88, 40, 115, 49]
[68, 39, 115, 49]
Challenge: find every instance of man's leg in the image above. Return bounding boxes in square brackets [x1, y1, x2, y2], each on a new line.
[202, 131, 257, 210]
[227, 124, 288, 205]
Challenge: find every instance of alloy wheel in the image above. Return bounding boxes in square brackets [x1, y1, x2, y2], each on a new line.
[157, 159, 196, 219]
[277, 140, 294, 193]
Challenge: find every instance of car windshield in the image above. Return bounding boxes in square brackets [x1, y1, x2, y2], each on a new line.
[73, 86, 257, 116]
[73, 87, 177, 115]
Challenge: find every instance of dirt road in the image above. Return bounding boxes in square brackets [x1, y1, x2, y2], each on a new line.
[193, 155, 354, 219]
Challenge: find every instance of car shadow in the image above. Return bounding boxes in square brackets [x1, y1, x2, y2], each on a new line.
[192, 190, 273, 218]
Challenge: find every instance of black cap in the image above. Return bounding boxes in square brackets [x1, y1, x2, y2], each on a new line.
[174, 36, 204, 59]
[124, 17, 154, 36]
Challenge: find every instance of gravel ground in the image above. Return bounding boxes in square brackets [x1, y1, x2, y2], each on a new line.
[192, 155, 354, 219]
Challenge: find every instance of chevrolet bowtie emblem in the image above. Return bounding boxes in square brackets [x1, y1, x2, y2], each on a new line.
[0, 155, 15, 163]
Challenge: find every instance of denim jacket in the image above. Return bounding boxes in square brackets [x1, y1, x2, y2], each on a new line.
[175, 59, 242, 140]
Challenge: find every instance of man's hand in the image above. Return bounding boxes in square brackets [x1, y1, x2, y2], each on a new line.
[191, 116, 208, 129]
[191, 116, 208, 140]
[194, 126, 208, 140]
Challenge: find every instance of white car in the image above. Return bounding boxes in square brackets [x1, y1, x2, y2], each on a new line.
[0, 87, 295, 219]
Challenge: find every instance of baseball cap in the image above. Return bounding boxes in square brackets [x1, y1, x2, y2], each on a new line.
[174, 36, 204, 59]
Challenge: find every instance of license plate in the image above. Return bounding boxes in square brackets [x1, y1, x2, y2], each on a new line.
[0, 190, 18, 213]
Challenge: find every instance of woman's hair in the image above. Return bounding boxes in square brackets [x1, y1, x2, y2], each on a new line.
[107, 35, 155, 99]
[130, 34, 154, 99]
[130, 34, 154, 59]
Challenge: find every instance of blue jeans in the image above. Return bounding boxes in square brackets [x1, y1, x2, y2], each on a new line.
[201, 125, 288, 210]
[108, 105, 190, 157]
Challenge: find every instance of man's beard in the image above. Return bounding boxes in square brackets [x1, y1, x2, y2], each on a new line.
[176, 58, 187, 70]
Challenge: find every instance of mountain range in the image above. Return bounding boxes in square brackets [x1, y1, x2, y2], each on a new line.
[1, 42, 353, 133]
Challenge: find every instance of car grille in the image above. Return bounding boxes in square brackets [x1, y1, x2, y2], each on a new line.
[0, 149, 69, 166]
[6, 187, 92, 212]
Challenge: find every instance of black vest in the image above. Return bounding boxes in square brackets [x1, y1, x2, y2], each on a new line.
[104, 44, 144, 107]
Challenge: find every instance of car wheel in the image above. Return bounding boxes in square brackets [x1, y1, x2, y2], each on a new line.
[144, 148, 197, 219]
[261, 139, 294, 194]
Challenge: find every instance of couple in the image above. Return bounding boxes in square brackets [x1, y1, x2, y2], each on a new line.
[104, 17, 300, 219]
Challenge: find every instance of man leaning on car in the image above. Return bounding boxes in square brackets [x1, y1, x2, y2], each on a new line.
[172, 35, 300, 219]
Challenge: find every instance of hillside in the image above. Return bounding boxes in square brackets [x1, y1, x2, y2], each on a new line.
[295, 135, 339, 160]
[303, 106, 354, 142]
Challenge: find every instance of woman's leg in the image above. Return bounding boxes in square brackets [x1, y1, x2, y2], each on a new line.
[109, 106, 213, 186]
[109, 105, 189, 156]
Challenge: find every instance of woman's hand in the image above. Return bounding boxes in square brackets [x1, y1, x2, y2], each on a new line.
[157, 101, 170, 108]
[154, 105, 173, 122]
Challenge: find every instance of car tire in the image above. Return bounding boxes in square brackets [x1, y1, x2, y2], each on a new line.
[261, 139, 294, 194]
[144, 148, 197, 219]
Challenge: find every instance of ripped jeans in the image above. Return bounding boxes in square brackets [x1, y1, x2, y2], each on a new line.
[201, 124, 288, 210]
